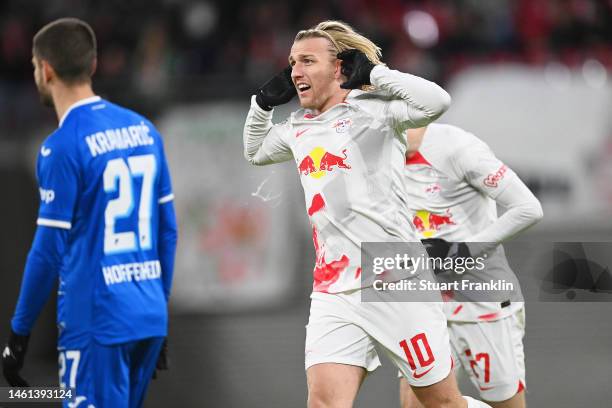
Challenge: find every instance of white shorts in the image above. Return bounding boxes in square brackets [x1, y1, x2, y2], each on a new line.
[305, 289, 452, 387]
[449, 308, 526, 402]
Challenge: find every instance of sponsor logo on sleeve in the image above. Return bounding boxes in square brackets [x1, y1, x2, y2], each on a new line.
[39, 188, 55, 204]
[40, 146, 52, 157]
[483, 164, 508, 188]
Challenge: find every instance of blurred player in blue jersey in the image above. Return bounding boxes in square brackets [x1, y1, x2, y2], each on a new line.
[1, 18, 178, 408]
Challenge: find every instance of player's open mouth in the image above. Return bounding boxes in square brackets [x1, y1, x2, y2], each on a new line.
[296, 83, 311, 94]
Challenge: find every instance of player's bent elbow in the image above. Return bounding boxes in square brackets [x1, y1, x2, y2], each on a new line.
[531, 201, 544, 222]
[417, 91, 452, 126]
[243, 150, 273, 166]
[426, 88, 452, 122]
[522, 201, 544, 225]
[243, 152, 262, 166]
[437, 89, 452, 115]
[243, 146, 259, 164]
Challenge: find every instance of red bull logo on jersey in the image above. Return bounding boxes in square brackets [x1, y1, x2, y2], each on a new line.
[412, 209, 456, 238]
[333, 118, 352, 133]
[297, 147, 351, 179]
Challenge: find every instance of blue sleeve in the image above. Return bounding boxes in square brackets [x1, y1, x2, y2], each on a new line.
[155, 127, 173, 203]
[156, 131, 177, 300]
[36, 136, 80, 229]
[11, 226, 69, 335]
[159, 201, 177, 300]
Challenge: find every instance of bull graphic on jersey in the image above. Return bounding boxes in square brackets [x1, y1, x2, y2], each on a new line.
[412, 209, 456, 238]
[297, 147, 351, 179]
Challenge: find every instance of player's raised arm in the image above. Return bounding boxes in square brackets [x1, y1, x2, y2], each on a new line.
[243, 67, 295, 165]
[337, 49, 451, 131]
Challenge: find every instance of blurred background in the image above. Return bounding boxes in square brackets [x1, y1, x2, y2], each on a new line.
[0, 0, 611, 406]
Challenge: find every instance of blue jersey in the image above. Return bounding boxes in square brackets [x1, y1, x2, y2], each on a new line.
[35, 96, 173, 348]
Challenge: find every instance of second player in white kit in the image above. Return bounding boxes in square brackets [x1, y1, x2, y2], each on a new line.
[400, 124, 543, 408]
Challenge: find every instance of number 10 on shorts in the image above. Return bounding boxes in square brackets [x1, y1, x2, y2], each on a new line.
[400, 333, 435, 378]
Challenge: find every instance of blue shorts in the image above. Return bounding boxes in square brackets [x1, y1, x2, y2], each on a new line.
[58, 337, 164, 408]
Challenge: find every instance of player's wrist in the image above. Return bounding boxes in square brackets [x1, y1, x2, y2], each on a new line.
[9, 321, 30, 338]
[7, 330, 29, 356]
[255, 93, 273, 111]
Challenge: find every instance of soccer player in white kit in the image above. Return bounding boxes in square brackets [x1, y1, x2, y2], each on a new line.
[243, 20, 491, 408]
[399, 124, 543, 408]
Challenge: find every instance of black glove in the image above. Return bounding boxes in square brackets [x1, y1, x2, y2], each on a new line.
[255, 66, 296, 111]
[422, 238, 471, 274]
[152, 338, 169, 380]
[337, 49, 376, 90]
[2, 330, 30, 387]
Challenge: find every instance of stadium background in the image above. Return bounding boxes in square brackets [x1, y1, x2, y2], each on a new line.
[0, 0, 611, 406]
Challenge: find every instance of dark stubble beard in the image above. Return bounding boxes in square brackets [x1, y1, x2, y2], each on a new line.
[38, 88, 54, 108]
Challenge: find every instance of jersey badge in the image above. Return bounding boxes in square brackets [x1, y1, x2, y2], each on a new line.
[333, 118, 352, 133]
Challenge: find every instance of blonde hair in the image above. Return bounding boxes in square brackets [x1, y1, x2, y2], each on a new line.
[295, 20, 382, 65]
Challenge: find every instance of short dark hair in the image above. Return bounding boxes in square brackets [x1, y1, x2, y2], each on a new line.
[33, 18, 97, 84]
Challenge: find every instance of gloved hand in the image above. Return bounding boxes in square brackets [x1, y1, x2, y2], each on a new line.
[2, 330, 30, 387]
[421, 238, 472, 274]
[337, 49, 376, 89]
[152, 338, 169, 380]
[255, 66, 296, 111]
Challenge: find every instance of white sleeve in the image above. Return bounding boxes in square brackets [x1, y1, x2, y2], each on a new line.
[454, 144, 543, 244]
[243, 95, 293, 165]
[469, 177, 544, 244]
[370, 65, 451, 132]
[454, 141, 516, 199]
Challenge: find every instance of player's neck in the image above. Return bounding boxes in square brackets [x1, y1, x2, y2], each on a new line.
[406, 127, 428, 158]
[52, 83, 96, 124]
[314, 89, 351, 115]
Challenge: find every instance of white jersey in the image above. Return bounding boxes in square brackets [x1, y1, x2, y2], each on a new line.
[244, 65, 451, 293]
[404, 123, 524, 321]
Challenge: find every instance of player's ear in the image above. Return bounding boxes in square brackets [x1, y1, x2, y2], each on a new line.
[90, 57, 97, 77]
[334, 58, 343, 80]
[41, 60, 55, 84]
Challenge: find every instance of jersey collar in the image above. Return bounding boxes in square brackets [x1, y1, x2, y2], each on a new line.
[59, 95, 102, 127]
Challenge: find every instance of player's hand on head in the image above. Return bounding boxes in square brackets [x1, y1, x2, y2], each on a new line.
[337, 49, 376, 90]
[2, 330, 30, 387]
[255, 66, 297, 111]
